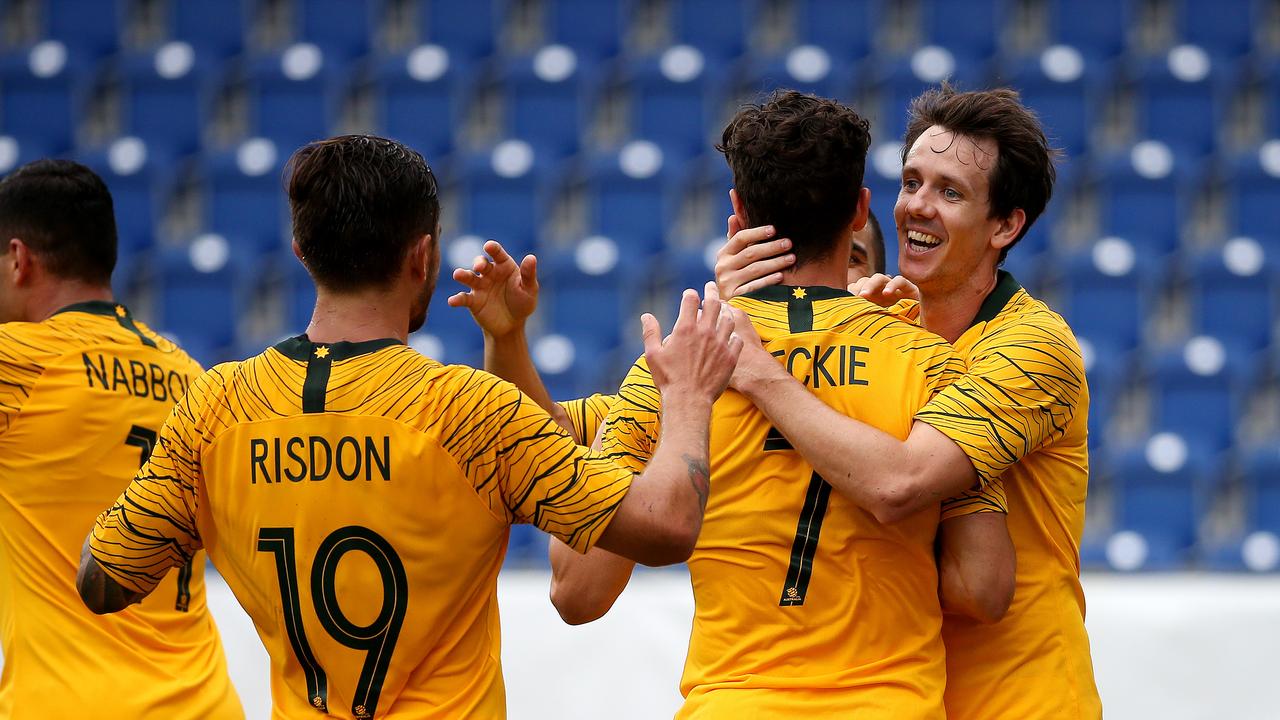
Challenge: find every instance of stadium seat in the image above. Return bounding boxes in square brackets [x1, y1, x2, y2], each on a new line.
[197, 141, 290, 257]
[43, 0, 122, 58]
[153, 244, 254, 366]
[738, 50, 858, 105]
[1184, 241, 1276, 349]
[417, 0, 507, 62]
[454, 143, 561, 258]
[117, 49, 217, 157]
[499, 50, 600, 157]
[1173, 0, 1258, 59]
[1130, 49, 1234, 157]
[1221, 144, 1280, 241]
[77, 141, 179, 259]
[1045, 0, 1134, 60]
[243, 49, 346, 150]
[544, 0, 631, 61]
[0, 44, 94, 152]
[167, 0, 249, 61]
[999, 47, 1102, 158]
[871, 48, 988, 142]
[370, 49, 473, 159]
[792, 0, 880, 63]
[580, 143, 689, 258]
[622, 53, 726, 161]
[667, 0, 760, 61]
[1149, 336, 1256, 451]
[1077, 337, 1127, 448]
[1092, 143, 1198, 251]
[293, 0, 380, 60]
[1055, 237, 1158, 354]
[1243, 443, 1280, 534]
[1107, 435, 1212, 569]
[0, 135, 58, 176]
[918, 0, 1006, 62]
[540, 242, 651, 351]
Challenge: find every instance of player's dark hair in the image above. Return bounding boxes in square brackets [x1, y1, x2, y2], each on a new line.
[864, 209, 886, 274]
[902, 84, 1058, 263]
[286, 135, 439, 292]
[0, 159, 117, 285]
[718, 90, 871, 268]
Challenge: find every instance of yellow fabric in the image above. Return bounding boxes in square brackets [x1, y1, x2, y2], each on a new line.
[601, 287, 964, 719]
[90, 338, 634, 719]
[910, 282, 1102, 720]
[557, 393, 619, 446]
[0, 305, 241, 720]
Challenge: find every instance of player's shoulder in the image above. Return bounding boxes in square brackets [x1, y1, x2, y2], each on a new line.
[0, 319, 66, 367]
[987, 288, 1081, 353]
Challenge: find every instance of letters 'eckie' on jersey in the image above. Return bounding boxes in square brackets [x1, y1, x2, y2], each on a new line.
[0, 301, 241, 719]
[601, 286, 1002, 719]
[89, 336, 634, 719]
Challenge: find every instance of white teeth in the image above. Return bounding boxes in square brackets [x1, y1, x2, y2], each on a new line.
[907, 230, 942, 247]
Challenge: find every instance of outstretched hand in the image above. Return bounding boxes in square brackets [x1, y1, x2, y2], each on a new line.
[447, 240, 539, 337]
[643, 283, 743, 405]
[848, 273, 921, 307]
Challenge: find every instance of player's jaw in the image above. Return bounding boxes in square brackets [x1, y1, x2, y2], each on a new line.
[895, 220, 949, 290]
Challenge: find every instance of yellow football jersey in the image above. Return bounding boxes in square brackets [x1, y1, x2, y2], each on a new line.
[909, 272, 1102, 719]
[89, 335, 634, 719]
[0, 301, 241, 719]
[557, 393, 619, 446]
[601, 285, 982, 719]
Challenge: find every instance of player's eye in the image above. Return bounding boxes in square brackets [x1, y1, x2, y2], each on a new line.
[902, 178, 920, 192]
[943, 187, 962, 200]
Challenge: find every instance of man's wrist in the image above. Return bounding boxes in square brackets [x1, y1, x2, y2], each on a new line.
[483, 326, 528, 347]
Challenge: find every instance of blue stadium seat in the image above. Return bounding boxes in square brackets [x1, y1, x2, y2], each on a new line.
[0, 45, 93, 152]
[792, 0, 880, 63]
[167, 0, 248, 61]
[0, 136, 58, 176]
[544, 0, 631, 61]
[1045, 0, 1134, 60]
[1130, 50, 1234, 157]
[1108, 436, 1212, 569]
[371, 49, 473, 159]
[500, 51, 599, 157]
[454, 143, 560, 257]
[1243, 444, 1280, 533]
[117, 50, 217, 157]
[540, 246, 650, 352]
[416, 0, 506, 62]
[1184, 242, 1276, 349]
[293, 0, 380, 59]
[243, 50, 345, 150]
[1149, 337, 1256, 451]
[421, 279, 484, 367]
[918, 0, 1006, 61]
[581, 144, 689, 258]
[667, 0, 760, 61]
[198, 142, 290, 256]
[623, 54, 726, 160]
[1078, 338, 1127, 448]
[153, 245, 253, 366]
[1000, 49, 1102, 157]
[872, 49, 988, 142]
[739, 50, 858, 105]
[1093, 144, 1197, 250]
[77, 142, 179, 259]
[44, 0, 122, 58]
[1174, 0, 1258, 58]
[1055, 238, 1158, 354]
[1221, 146, 1280, 240]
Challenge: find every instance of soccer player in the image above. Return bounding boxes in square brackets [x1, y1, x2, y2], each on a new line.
[0, 160, 242, 718]
[552, 91, 1012, 718]
[718, 86, 1102, 718]
[75, 135, 741, 719]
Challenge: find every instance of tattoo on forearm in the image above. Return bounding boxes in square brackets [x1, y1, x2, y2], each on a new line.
[682, 453, 711, 509]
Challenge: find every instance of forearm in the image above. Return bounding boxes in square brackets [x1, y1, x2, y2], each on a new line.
[76, 535, 147, 614]
[736, 365, 924, 523]
[594, 395, 713, 565]
[484, 329, 573, 435]
[548, 539, 636, 624]
[936, 513, 1016, 624]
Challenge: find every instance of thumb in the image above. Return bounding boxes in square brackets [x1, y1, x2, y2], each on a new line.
[519, 254, 539, 287]
[641, 313, 662, 355]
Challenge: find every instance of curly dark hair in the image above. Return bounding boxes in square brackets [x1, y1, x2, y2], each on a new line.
[902, 85, 1059, 263]
[0, 159, 117, 285]
[718, 90, 872, 268]
[286, 135, 440, 292]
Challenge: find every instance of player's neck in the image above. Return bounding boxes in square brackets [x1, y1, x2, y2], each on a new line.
[778, 256, 849, 291]
[917, 267, 1000, 344]
[29, 280, 114, 321]
[305, 287, 410, 344]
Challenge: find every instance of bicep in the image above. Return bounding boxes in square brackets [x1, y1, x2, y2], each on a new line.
[904, 420, 980, 499]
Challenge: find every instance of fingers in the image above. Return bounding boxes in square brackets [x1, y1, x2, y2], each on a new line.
[483, 240, 512, 266]
[703, 280, 721, 303]
[726, 332, 745, 361]
[715, 305, 736, 344]
[718, 225, 777, 258]
[735, 273, 784, 297]
[856, 273, 893, 299]
[519, 254, 539, 287]
[640, 312, 662, 355]
[470, 254, 490, 275]
[446, 291, 472, 308]
[452, 266, 486, 290]
[726, 214, 742, 239]
[699, 286, 722, 331]
[885, 275, 917, 298]
[671, 288, 701, 335]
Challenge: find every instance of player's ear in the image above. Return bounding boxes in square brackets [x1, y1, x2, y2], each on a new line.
[852, 187, 870, 232]
[9, 238, 35, 286]
[290, 237, 304, 262]
[410, 233, 433, 281]
[991, 208, 1025, 252]
[729, 188, 749, 230]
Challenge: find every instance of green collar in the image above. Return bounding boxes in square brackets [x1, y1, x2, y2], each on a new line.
[272, 334, 404, 362]
[741, 285, 853, 302]
[52, 300, 130, 318]
[968, 270, 1022, 328]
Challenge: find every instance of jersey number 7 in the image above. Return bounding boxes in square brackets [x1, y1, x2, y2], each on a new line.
[257, 526, 408, 719]
[765, 427, 833, 607]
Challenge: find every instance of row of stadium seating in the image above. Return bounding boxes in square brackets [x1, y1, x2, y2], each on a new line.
[4, 0, 1279, 574]
[6, 21, 1280, 159]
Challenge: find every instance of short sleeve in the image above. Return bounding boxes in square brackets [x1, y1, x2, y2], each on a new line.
[557, 393, 620, 446]
[940, 476, 1008, 521]
[598, 358, 661, 475]
[436, 369, 634, 553]
[915, 317, 1084, 487]
[88, 367, 224, 594]
[0, 327, 47, 435]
